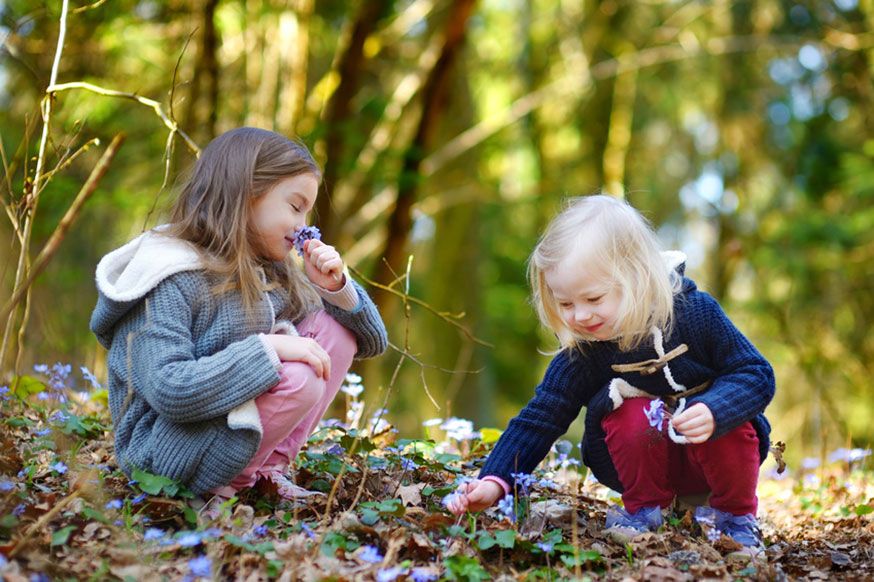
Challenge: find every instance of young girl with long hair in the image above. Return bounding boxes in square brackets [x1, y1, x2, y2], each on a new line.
[91, 127, 387, 512]
[447, 195, 774, 559]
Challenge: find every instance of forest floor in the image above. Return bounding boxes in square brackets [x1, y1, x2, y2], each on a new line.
[0, 368, 872, 581]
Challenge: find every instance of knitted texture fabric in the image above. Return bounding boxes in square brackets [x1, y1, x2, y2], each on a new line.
[480, 275, 775, 493]
[90, 234, 387, 495]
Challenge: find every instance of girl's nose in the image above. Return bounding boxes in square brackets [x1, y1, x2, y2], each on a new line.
[574, 307, 593, 322]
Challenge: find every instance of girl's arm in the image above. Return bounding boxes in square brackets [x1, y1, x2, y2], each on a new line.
[479, 349, 594, 489]
[127, 277, 281, 424]
[685, 291, 775, 439]
[302, 240, 388, 359]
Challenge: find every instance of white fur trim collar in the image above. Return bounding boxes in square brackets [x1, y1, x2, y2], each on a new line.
[662, 250, 686, 273]
[95, 226, 202, 302]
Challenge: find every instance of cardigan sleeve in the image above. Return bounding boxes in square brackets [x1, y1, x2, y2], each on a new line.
[479, 349, 595, 488]
[319, 279, 388, 359]
[685, 292, 775, 440]
[127, 278, 282, 423]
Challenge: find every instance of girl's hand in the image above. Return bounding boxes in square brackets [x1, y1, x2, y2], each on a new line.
[263, 334, 331, 380]
[670, 402, 714, 443]
[446, 479, 505, 516]
[302, 239, 345, 291]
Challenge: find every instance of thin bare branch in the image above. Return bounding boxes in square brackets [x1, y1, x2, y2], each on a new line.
[0, 134, 126, 322]
[5, 0, 70, 373]
[46, 82, 200, 155]
[348, 265, 491, 348]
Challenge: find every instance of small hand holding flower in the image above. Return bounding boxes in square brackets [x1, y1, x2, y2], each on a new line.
[301, 238, 345, 291]
[445, 479, 505, 516]
[670, 402, 715, 444]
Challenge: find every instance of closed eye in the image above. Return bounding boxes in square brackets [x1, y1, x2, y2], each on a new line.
[588, 295, 605, 303]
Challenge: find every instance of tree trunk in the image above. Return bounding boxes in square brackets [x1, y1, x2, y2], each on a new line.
[373, 0, 478, 314]
[278, 0, 313, 136]
[317, 0, 392, 240]
[181, 0, 220, 143]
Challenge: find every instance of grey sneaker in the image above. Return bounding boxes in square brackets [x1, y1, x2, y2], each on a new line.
[694, 506, 764, 561]
[604, 505, 663, 544]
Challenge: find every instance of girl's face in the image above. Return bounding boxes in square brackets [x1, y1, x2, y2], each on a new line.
[545, 258, 623, 341]
[250, 173, 319, 261]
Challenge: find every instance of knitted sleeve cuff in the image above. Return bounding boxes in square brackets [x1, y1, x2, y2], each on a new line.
[482, 475, 511, 496]
[258, 334, 282, 371]
[314, 274, 359, 311]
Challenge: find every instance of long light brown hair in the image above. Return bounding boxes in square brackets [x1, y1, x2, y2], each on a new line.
[166, 127, 322, 319]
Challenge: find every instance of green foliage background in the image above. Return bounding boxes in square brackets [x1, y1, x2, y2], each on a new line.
[1, 0, 872, 465]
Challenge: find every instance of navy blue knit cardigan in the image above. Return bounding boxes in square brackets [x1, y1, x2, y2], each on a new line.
[480, 274, 775, 493]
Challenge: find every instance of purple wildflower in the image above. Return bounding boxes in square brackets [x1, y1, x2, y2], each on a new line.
[801, 457, 820, 470]
[377, 566, 407, 582]
[497, 495, 515, 523]
[292, 225, 321, 257]
[644, 399, 666, 429]
[177, 532, 202, 547]
[300, 522, 316, 539]
[144, 528, 166, 541]
[34, 428, 51, 437]
[105, 499, 123, 510]
[0, 480, 15, 492]
[410, 568, 439, 582]
[131, 493, 148, 504]
[50, 410, 69, 424]
[536, 541, 555, 554]
[50, 461, 67, 474]
[0, 385, 9, 400]
[325, 444, 345, 455]
[828, 448, 872, 464]
[13, 504, 26, 517]
[202, 527, 222, 540]
[358, 544, 384, 563]
[80, 366, 102, 390]
[252, 524, 269, 538]
[511, 472, 535, 496]
[188, 555, 212, 578]
[400, 458, 418, 471]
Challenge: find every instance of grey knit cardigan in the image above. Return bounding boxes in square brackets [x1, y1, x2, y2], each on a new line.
[90, 229, 387, 495]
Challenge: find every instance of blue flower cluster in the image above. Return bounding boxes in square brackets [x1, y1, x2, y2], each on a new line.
[33, 363, 71, 402]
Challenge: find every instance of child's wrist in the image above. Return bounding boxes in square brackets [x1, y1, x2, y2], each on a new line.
[313, 274, 359, 310]
[481, 475, 511, 497]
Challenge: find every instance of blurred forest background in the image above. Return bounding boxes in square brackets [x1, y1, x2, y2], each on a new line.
[1, 0, 871, 468]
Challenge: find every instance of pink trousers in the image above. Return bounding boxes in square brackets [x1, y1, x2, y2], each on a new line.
[225, 311, 356, 492]
[602, 397, 760, 515]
